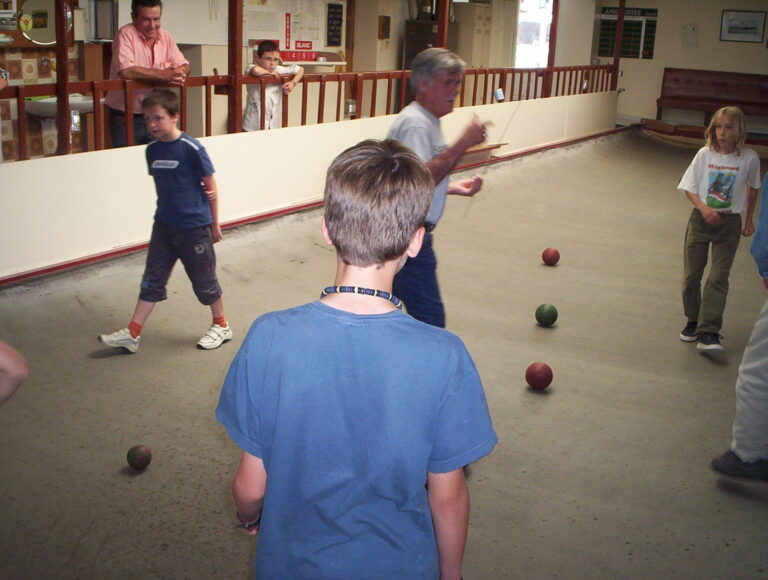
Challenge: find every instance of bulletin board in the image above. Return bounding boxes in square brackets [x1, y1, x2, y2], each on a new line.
[245, 0, 344, 50]
[118, 0, 345, 48]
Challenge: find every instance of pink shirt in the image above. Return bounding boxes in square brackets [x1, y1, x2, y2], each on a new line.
[104, 23, 188, 113]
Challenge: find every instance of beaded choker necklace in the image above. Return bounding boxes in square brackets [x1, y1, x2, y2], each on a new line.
[321, 286, 403, 310]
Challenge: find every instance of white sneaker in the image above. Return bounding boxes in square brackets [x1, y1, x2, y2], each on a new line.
[197, 324, 233, 350]
[99, 328, 140, 353]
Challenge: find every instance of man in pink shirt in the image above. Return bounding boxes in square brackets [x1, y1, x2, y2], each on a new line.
[105, 0, 189, 147]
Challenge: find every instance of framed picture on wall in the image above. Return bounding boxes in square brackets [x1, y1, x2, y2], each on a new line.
[720, 10, 765, 43]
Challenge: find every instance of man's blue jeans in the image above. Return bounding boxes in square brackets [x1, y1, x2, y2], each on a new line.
[108, 107, 150, 148]
[393, 232, 445, 328]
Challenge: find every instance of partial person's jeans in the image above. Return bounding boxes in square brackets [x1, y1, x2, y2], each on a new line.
[732, 297, 768, 461]
[682, 209, 742, 334]
[108, 107, 151, 148]
[393, 232, 446, 328]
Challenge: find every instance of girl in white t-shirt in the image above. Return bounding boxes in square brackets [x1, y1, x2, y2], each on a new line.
[678, 106, 762, 351]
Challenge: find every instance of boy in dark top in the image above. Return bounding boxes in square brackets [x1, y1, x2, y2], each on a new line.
[100, 88, 232, 353]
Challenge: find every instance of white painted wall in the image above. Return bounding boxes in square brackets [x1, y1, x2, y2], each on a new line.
[597, 0, 768, 131]
[0, 91, 617, 281]
[353, 1, 380, 72]
[353, 0, 409, 117]
[555, 0, 598, 66]
[380, 0, 409, 70]
[181, 44, 231, 138]
[489, 0, 518, 68]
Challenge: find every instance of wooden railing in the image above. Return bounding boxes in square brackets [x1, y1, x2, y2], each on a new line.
[0, 64, 613, 161]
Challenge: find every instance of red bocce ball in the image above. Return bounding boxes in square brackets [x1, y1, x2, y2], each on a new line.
[525, 362, 553, 390]
[542, 247, 560, 266]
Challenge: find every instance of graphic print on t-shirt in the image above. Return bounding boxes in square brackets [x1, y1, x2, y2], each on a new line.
[706, 169, 735, 210]
[152, 160, 180, 170]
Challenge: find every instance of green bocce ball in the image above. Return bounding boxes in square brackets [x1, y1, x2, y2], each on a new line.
[535, 304, 558, 327]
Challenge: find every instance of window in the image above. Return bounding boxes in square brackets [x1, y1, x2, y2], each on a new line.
[516, 0, 552, 68]
[598, 7, 657, 59]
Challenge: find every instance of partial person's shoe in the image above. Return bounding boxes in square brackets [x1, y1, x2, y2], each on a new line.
[99, 328, 140, 353]
[679, 321, 698, 342]
[697, 332, 723, 352]
[711, 450, 768, 480]
[197, 324, 233, 350]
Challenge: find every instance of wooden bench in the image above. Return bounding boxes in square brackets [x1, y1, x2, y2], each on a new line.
[656, 67, 768, 124]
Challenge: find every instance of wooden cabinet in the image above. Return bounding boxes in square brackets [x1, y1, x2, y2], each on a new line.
[402, 19, 458, 70]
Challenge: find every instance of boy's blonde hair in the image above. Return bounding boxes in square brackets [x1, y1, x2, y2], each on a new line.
[324, 139, 434, 267]
[706, 106, 746, 153]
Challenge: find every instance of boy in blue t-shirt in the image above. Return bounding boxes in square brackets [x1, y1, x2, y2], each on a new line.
[99, 88, 232, 353]
[216, 139, 497, 579]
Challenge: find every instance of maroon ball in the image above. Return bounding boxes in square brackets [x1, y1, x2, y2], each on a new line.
[542, 247, 560, 266]
[127, 445, 152, 470]
[525, 362, 553, 390]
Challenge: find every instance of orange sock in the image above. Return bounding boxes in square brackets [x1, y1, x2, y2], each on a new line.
[213, 316, 227, 328]
[128, 321, 143, 338]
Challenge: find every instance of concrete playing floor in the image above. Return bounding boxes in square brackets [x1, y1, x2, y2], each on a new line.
[1, 128, 767, 579]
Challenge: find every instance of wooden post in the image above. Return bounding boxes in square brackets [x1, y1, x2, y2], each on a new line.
[227, 0, 243, 133]
[435, 0, 449, 48]
[55, 0, 71, 155]
[611, 0, 625, 91]
[543, 0, 560, 98]
[17, 85, 29, 160]
[352, 74, 363, 120]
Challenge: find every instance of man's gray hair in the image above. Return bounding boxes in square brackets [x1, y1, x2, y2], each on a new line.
[409, 48, 466, 93]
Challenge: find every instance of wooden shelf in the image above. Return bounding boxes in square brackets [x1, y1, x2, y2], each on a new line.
[458, 142, 507, 166]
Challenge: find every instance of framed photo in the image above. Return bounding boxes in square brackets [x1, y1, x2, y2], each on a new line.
[720, 10, 765, 43]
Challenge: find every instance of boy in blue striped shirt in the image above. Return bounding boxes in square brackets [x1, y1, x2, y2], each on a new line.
[99, 88, 232, 353]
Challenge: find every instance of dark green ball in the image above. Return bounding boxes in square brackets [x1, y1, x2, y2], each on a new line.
[535, 304, 558, 327]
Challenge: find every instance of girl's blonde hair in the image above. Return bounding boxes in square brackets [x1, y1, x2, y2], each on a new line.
[705, 106, 746, 154]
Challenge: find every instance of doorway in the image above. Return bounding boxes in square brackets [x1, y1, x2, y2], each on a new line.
[515, 0, 552, 68]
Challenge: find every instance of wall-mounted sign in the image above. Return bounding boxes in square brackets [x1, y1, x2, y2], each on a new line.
[326, 3, 342, 47]
[285, 12, 291, 49]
